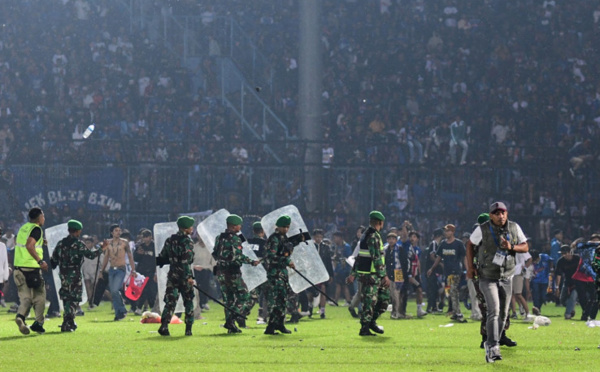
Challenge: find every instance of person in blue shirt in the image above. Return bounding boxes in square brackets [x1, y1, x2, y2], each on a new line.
[530, 251, 553, 314]
[550, 230, 563, 266]
[332, 232, 353, 306]
[549, 229, 563, 304]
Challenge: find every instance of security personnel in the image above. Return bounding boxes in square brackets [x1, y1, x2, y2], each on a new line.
[213, 214, 259, 334]
[50, 220, 107, 332]
[466, 202, 528, 363]
[347, 211, 391, 336]
[263, 215, 296, 335]
[14, 207, 48, 335]
[158, 216, 196, 337]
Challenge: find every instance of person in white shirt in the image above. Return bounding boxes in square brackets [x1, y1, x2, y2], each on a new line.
[0, 227, 10, 307]
[510, 238, 532, 319]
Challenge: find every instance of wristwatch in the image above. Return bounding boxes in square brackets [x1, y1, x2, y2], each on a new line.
[38, 260, 44, 265]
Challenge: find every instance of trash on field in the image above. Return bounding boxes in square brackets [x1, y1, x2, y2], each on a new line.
[533, 316, 551, 326]
[586, 320, 600, 328]
[439, 323, 454, 327]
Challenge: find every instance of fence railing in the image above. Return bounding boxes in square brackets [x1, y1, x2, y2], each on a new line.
[2, 149, 596, 239]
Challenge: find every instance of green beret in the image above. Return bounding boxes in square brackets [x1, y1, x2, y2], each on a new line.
[226, 214, 243, 226]
[369, 210, 385, 221]
[177, 216, 195, 229]
[252, 221, 263, 230]
[276, 215, 291, 227]
[68, 219, 83, 231]
[477, 213, 490, 225]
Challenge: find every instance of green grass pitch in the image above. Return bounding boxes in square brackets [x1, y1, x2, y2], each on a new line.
[1, 301, 598, 371]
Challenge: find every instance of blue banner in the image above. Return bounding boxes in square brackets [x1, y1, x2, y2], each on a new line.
[10, 166, 124, 211]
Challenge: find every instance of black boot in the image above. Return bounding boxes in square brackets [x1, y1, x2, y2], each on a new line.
[480, 334, 486, 349]
[276, 322, 291, 334]
[158, 323, 170, 336]
[185, 324, 192, 336]
[359, 324, 375, 336]
[225, 320, 242, 334]
[288, 312, 301, 324]
[369, 321, 384, 334]
[61, 315, 74, 332]
[264, 323, 276, 335]
[30, 321, 46, 334]
[499, 331, 517, 347]
[237, 317, 247, 329]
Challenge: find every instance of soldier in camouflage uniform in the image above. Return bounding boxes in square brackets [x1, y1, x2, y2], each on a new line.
[213, 214, 260, 334]
[263, 215, 296, 335]
[157, 216, 195, 337]
[50, 220, 107, 332]
[347, 211, 391, 336]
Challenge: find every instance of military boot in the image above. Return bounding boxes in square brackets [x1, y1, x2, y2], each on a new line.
[237, 317, 247, 329]
[264, 323, 276, 335]
[185, 324, 193, 336]
[288, 312, 301, 324]
[225, 320, 242, 334]
[158, 322, 170, 336]
[359, 324, 375, 336]
[369, 321, 384, 334]
[499, 330, 517, 347]
[61, 315, 75, 332]
[276, 322, 292, 334]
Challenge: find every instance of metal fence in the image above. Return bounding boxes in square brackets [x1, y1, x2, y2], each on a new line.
[3, 154, 597, 240]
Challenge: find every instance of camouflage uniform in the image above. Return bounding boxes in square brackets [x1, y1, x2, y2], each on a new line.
[213, 231, 254, 326]
[353, 227, 390, 327]
[159, 231, 195, 327]
[264, 231, 295, 328]
[50, 235, 102, 329]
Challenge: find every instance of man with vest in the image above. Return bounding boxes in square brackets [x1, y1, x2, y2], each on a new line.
[263, 215, 296, 335]
[466, 201, 528, 363]
[50, 220, 108, 332]
[157, 216, 196, 336]
[346, 211, 391, 336]
[14, 207, 48, 335]
[213, 214, 259, 334]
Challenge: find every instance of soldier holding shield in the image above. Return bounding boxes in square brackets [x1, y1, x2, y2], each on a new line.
[50, 220, 107, 332]
[263, 215, 297, 335]
[213, 214, 260, 334]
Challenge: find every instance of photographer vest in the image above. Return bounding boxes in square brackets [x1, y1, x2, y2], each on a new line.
[477, 220, 519, 280]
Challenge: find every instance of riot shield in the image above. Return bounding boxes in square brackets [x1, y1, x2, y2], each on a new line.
[46, 223, 88, 311]
[240, 242, 267, 291]
[261, 205, 330, 293]
[153, 222, 186, 313]
[196, 208, 267, 291]
[195, 208, 230, 253]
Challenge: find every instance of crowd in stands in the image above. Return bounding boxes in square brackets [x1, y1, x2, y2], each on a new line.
[0, 0, 599, 248]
